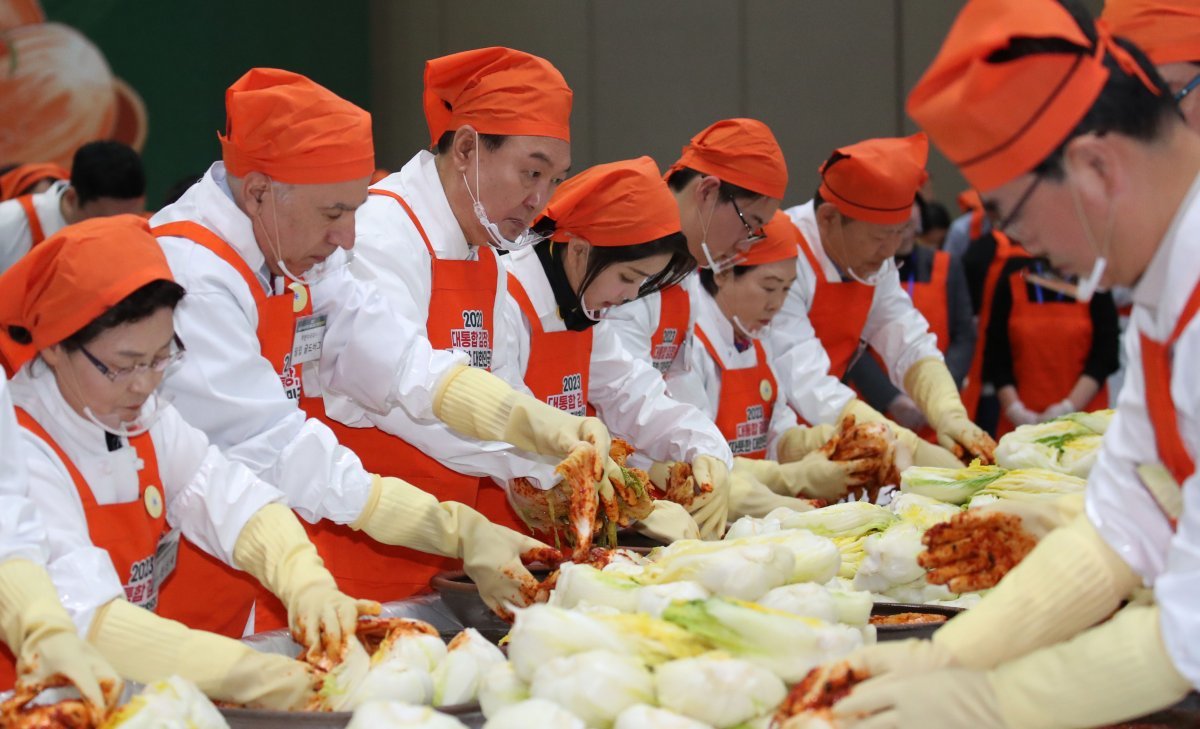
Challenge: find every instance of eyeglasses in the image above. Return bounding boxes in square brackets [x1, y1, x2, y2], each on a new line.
[1175, 72, 1200, 103]
[995, 174, 1044, 235]
[727, 194, 767, 244]
[79, 335, 187, 383]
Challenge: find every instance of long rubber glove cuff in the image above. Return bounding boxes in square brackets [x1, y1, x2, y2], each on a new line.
[433, 364, 610, 463]
[234, 503, 378, 661]
[352, 475, 467, 558]
[933, 513, 1141, 670]
[88, 599, 313, 709]
[842, 398, 962, 467]
[903, 357, 968, 430]
[727, 471, 815, 520]
[0, 558, 76, 655]
[633, 500, 700, 543]
[732, 457, 785, 492]
[990, 605, 1192, 729]
[775, 424, 836, 464]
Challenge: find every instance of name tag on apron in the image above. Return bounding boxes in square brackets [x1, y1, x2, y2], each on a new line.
[152, 528, 181, 595]
[291, 314, 328, 366]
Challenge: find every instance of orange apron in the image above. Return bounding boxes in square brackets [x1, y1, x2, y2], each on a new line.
[651, 283, 691, 374]
[1142, 279, 1200, 519]
[693, 326, 776, 460]
[907, 251, 951, 353]
[296, 189, 497, 621]
[17, 195, 46, 247]
[2, 409, 168, 690]
[995, 270, 1108, 437]
[963, 232, 1030, 419]
[968, 207, 986, 242]
[151, 221, 311, 637]
[797, 232, 875, 379]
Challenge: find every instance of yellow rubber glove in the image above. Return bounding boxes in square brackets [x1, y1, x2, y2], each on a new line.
[933, 512, 1141, 670]
[434, 365, 615, 473]
[0, 559, 122, 715]
[904, 357, 997, 464]
[633, 500, 700, 543]
[727, 469, 815, 520]
[842, 398, 963, 467]
[688, 455, 730, 540]
[233, 502, 380, 663]
[775, 424, 836, 464]
[88, 599, 315, 709]
[834, 666, 1005, 729]
[989, 605, 1192, 728]
[354, 475, 553, 618]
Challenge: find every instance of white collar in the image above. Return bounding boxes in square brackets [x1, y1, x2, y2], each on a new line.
[379, 150, 477, 261]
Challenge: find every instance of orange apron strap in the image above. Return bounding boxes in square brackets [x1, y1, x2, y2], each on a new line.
[13, 408, 103, 510]
[369, 189, 436, 258]
[17, 195, 45, 247]
[692, 325, 729, 370]
[930, 249, 950, 284]
[1141, 335, 1194, 486]
[796, 230, 823, 275]
[506, 277, 545, 336]
[968, 207, 984, 241]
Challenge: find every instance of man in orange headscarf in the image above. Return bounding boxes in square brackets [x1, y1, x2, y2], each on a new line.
[803, 1, 1199, 727]
[766, 133, 994, 472]
[1105, 0, 1200, 130]
[150, 67, 618, 635]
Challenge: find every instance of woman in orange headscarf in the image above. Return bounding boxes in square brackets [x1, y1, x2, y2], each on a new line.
[0, 215, 372, 708]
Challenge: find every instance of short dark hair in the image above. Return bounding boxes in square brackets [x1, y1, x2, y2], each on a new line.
[434, 130, 507, 155]
[531, 216, 696, 299]
[664, 166, 766, 203]
[698, 264, 754, 296]
[917, 196, 951, 233]
[999, 0, 1180, 179]
[62, 280, 184, 351]
[71, 141, 145, 205]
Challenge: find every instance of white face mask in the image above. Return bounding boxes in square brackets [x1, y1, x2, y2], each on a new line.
[696, 191, 742, 273]
[462, 132, 545, 252]
[259, 182, 352, 286]
[731, 314, 766, 340]
[83, 391, 171, 438]
[1067, 174, 1115, 304]
[844, 263, 887, 286]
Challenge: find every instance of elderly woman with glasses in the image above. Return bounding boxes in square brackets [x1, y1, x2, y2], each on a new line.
[0, 215, 375, 710]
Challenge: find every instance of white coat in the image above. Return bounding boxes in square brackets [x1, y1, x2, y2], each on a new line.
[151, 163, 465, 525]
[501, 247, 733, 472]
[664, 285, 798, 459]
[9, 362, 284, 634]
[322, 150, 537, 482]
[1086, 174, 1200, 687]
[0, 181, 68, 274]
[596, 271, 704, 381]
[768, 200, 943, 425]
[0, 375, 49, 567]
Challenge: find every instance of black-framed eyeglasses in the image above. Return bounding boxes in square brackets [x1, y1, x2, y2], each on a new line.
[727, 194, 767, 244]
[996, 174, 1044, 235]
[1175, 72, 1200, 103]
[79, 335, 187, 383]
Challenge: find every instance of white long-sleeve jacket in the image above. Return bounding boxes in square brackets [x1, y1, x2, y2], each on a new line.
[1086, 173, 1200, 688]
[0, 375, 49, 567]
[664, 286, 798, 460]
[501, 247, 733, 470]
[768, 200, 943, 425]
[320, 150, 538, 482]
[0, 181, 68, 274]
[151, 163, 465, 524]
[9, 363, 284, 634]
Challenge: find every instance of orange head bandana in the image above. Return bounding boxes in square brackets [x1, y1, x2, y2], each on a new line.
[738, 211, 801, 267]
[818, 133, 929, 225]
[908, 0, 1159, 192]
[219, 68, 375, 185]
[423, 47, 573, 146]
[536, 156, 681, 247]
[0, 163, 69, 201]
[0, 215, 176, 373]
[1104, 0, 1200, 66]
[957, 188, 984, 214]
[666, 119, 788, 200]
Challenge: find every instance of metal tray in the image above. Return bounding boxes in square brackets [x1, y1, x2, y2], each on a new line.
[219, 705, 485, 729]
[870, 601, 964, 642]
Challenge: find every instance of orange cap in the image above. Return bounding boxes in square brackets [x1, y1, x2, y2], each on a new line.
[907, 0, 1158, 192]
[956, 188, 984, 214]
[219, 68, 374, 185]
[1104, 0, 1200, 66]
[0, 215, 175, 373]
[423, 47, 572, 146]
[818, 133, 929, 225]
[536, 156, 681, 247]
[666, 119, 788, 200]
[738, 211, 801, 267]
[0, 163, 69, 201]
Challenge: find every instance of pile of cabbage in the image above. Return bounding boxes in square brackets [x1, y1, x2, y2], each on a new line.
[318, 625, 506, 713]
[899, 463, 1086, 508]
[994, 410, 1113, 478]
[102, 676, 228, 728]
[479, 600, 867, 728]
